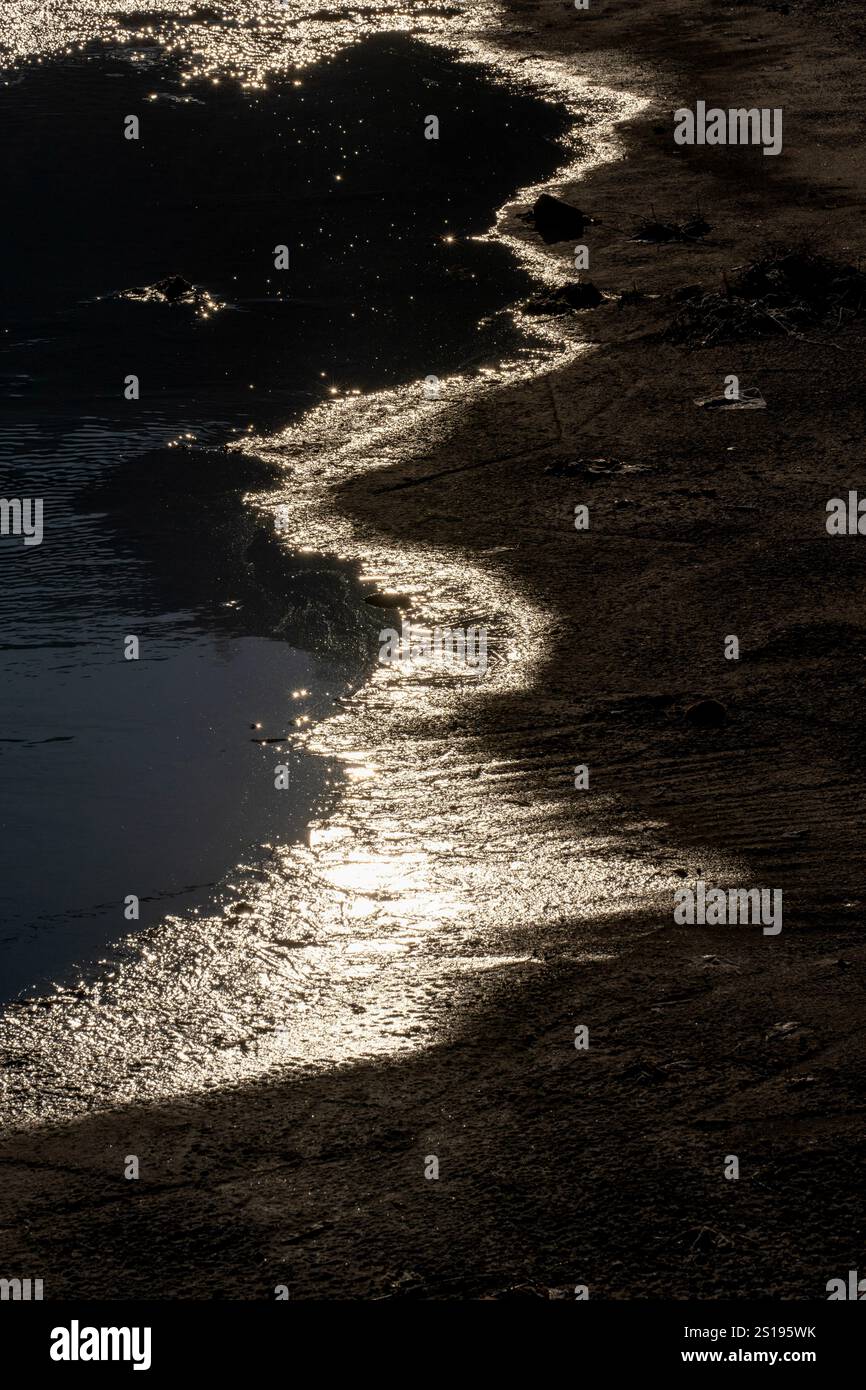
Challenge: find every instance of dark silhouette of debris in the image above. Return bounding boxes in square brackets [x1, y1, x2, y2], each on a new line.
[669, 248, 866, 344]
[632, 213, 711, 243]
[524, 280, 603, 315]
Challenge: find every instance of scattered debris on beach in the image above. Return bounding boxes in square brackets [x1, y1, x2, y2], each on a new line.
[543, 455, 651, 478]
[694, 385, 766, 409]
[524, 279, 603, 315]
[617, 285, 653, 306]
[668, 248, 866, 345]
[632, 210, 712, 243]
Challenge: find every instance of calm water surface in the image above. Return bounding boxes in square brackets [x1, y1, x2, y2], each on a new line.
[0, 12, 569, 1000]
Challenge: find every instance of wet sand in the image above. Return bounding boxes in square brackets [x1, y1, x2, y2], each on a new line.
[3, 0, 866, 1298]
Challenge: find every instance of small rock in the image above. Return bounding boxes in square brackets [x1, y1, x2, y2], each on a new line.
[525, 280, 603, 315]
[683, 698, 727, 728]
[632, 215, 712, 244]
[559, 280, 603, 309]
[682, 214, 712, 238]
[527, 193, 587, 243]
[686, 1226, 731, 1253]
[633, 219, 680, 244]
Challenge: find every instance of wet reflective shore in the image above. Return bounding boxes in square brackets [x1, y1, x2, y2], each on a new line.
[0, 1, 645, 1121]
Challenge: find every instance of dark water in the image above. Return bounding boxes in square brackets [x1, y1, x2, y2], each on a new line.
[0, 31, 569, 1002]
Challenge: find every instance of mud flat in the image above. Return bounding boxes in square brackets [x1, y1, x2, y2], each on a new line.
[2, 0, 866, 1298]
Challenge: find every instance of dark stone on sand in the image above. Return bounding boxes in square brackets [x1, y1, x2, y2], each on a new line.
[682, 214, 712, 239]
[683, 698, 727, 728]
[527, 193, 586, 243]
[560, 280, 603, 308]
[633, 219, 678, 244]
[632, 214, 711, 244]
[525, 280, 603, 315]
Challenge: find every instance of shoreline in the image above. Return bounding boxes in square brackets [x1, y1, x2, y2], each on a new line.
[0, 17, 579, 1120]
[2, 0, 866, 1297]
[0, 5, 648, 1125]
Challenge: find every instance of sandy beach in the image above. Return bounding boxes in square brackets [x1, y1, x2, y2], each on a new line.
[2, 0, 866, 1299]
